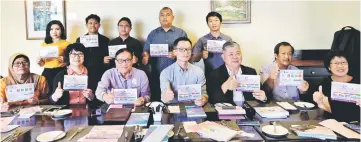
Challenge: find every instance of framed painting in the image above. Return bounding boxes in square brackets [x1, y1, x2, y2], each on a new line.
[25, 0, 66, 40]
[211, 0, 251, 24]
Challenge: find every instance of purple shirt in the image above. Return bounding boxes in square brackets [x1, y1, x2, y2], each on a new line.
[95, 68, 150, 103]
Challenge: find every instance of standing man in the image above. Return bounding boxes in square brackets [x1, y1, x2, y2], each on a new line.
[109, 17, 143, 68]
[76, 14, 110, 93]
[191, 12, 232, 78]
[142, 7, 187, 101]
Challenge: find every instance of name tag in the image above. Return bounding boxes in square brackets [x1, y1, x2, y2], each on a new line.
[114, 89, 137, 104]
[39, 46, 58, 58]
[80, 35, 99, 47]
[207, 40, 226, 53]
[63, 75, 88, 90]
[331, 82, 360, 103]
[279, 70, 303, 86]
[178, 84, 202, 101]
[150, 44, 168, 57]
[108, 45, 127, 58]
[6, 83, 34, 102]
[235, 75, 261, 92]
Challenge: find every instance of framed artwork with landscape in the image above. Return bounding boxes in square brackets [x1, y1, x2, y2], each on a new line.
[25, 0, 66, 40]
[211, 0, 251, 24]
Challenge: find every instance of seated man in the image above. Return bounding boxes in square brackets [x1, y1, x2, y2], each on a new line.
[208, 41, 268, 105]
[160, 37, 208, 106]
[95, 49, 150, 106]
[260, 42, 310, 101]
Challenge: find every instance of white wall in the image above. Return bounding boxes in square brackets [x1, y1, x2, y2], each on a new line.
[1, 0, 360, 76]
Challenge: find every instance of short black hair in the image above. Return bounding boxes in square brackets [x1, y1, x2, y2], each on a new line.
[173, 37, 192, 48]
[117, 17, 132, 28]
[115, 48, 133, 59]
[63, 43, 89, 67]
[206, 11, 222, 23]
[86, 14, 101, 24]
[44, 20, 66, 44]
[161, 7, 173, 13]
[274, 41, 295, 55]
[324, 50, 350, 73]
[13, 55, 30, 66]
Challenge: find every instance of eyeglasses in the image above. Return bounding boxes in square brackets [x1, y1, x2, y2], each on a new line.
[331, 61, 348, 66]
[70, 53, 84, 58]
[176, 48, 192, 53]
[116, 58, 132, 64]
[118, 25, 130, 28]
[13, 61, 29, 67]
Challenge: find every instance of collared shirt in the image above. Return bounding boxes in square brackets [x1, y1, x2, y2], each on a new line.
[67, 67, 88, 105]
[109, 36, 143, 67]
[160, 62, 207, 103]
[144, 26, 187, 74]
[192, 33, 232, 72]
[95, 67, 150, 102]
[260, 62, 300, 101]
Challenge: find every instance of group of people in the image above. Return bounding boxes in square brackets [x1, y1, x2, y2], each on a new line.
[0, 7, 359, 123]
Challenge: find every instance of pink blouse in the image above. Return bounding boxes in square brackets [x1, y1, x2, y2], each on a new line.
[67, 67, 88, 105]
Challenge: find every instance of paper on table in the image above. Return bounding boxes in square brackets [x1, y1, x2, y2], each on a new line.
[206, 40, 226, 53]
[0, 116, 16, 126]
[319, 119, 360, 139]
[106, 104, 123, 112]
[238, 130, 255, 138]
[6, 83, 35, 102]
[182, 121, 198, 133]
[80, 125, 124, 142]
[279, 70, 303, 86]
[80, 35, 99, 47]
[18, 106, 42, 118]
[39, 46, 58, 58]
[150, 44, 168, 57]
[331, 82, 360, 103]
[1, 125, 19, 133]
[168, 105, 180, 113]
[108, 45, 127, 58]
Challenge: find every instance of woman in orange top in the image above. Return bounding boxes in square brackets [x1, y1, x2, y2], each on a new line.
[37, 20, 70, 92]
[1, 53, 49, 111]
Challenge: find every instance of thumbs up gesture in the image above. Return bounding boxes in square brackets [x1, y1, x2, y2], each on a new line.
[52, 82, 64, 102]
[162, 83, 174, 103]
[222, 72, 240, 92]
[313, 86, 326, 109]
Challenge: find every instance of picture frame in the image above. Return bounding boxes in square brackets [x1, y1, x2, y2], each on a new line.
[25, 0, 66, 40]
[211, 0, 251, 24]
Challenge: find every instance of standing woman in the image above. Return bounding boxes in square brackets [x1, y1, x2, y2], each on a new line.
[37, 20, 70, 92]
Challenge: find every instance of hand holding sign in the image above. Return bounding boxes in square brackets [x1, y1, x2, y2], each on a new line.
[297, 80, 309, 92]
[135, 97, 145, 106]
[202, 48, 209, 59]
[104, 89, 115, 104]
[104, 56, 112, 64]
[194, 96, 207, 106]
[252, 90, 267, 102]
[162, 83, 174, 103]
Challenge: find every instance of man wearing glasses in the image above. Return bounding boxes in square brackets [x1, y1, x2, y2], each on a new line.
[108, 17, 143, 68]
[95, 49, 150, 106]
[160, 37, 208, 106]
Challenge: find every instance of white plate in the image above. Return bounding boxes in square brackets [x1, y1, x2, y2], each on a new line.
[262, 125, 288, 137]
[52, 109, 72, 117]
[36, 131, 66, 142]
[294, 102, 315, 108]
